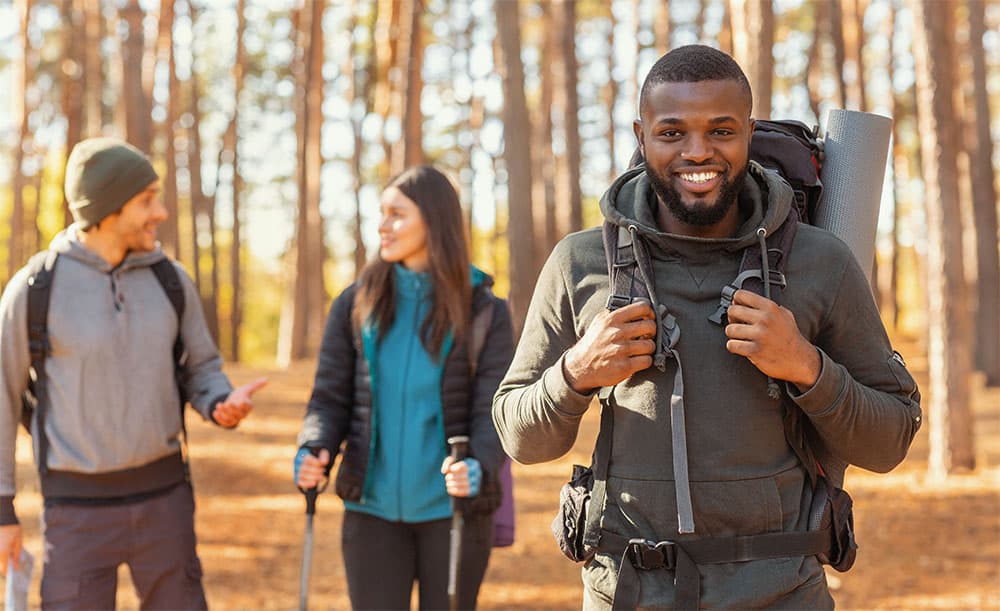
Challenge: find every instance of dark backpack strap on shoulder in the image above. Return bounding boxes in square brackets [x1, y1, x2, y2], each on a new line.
[468, 289, 495, 378]
[24, 250, 59, 474]
[149, 259, 190, 471]
[603, 221, 642, 310]
[708, 210, 799, 325]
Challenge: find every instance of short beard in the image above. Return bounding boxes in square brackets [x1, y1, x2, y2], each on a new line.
[647, 164, 747, 228]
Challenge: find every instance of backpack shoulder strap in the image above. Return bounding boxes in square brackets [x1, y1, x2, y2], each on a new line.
[468, 288, 495, 378]
[149, 258, 185, 322]
[149, 258, 190, 470]
[708, 211, 799, 325]
[24, 250, 59, 473]
[602, 221, 643, 310]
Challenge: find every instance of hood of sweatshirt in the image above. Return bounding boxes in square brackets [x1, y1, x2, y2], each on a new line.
[599, 160, 794, 255]
[48, 223, 167, 273]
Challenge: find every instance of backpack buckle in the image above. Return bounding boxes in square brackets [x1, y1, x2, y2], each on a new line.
[626, 538, 677, 571]
[708, 285, 738, 325]
[606, 294, 632, 311]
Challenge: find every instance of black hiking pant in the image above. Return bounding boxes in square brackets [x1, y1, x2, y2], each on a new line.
[342, 509, 493, 610]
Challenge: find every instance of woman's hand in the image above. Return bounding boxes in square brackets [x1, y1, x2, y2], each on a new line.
[441, 456, 482, 498]
[295, 447, 330, 489]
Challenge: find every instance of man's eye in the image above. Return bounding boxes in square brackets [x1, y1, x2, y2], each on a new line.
[713, 129, 734, 136]
[660, 130, 681, 139]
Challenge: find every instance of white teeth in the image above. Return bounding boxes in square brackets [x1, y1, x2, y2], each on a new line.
[680, 171, 719, 183]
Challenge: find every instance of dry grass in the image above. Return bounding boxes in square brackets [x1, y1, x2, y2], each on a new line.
[7, 338, 999, 610]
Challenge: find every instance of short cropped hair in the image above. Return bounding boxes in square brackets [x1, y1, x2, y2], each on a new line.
[639, 45, 753, 115]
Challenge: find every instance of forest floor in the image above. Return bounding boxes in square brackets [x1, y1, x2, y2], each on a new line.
[8, 338, 999, 610]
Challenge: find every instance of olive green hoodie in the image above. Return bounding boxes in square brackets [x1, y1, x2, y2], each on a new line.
[493, 163, 921, 609]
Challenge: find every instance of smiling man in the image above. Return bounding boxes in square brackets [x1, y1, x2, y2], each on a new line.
[0, 138, 266, 609]
[493, 45, 921, 609]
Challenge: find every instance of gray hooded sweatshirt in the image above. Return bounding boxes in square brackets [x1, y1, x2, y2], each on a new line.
[493, 163, 921, 609]
[0, 226, 232, 521]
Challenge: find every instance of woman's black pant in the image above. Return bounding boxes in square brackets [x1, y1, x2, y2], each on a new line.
[341, 509, 493, 610]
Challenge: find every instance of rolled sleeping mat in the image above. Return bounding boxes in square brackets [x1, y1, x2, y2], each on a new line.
[815, 109, 893, 284]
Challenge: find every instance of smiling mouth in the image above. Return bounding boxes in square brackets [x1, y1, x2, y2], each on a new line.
[679, 170, 720, 183]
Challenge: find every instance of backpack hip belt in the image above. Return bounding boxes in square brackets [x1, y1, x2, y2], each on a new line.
[598, 528, 832, 611]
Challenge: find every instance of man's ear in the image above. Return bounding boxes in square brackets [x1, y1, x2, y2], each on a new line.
[632, 119, 645, 157]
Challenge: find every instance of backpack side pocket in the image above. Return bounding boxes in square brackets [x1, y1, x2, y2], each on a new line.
[551, 464, 596, 562]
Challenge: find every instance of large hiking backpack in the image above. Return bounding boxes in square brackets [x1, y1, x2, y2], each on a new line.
[20, 252, 189, 475]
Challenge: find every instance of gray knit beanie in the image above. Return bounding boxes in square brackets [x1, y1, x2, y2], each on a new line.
[65, 138, 159, 228]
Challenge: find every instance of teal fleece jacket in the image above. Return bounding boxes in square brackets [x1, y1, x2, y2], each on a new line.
[493, 163, 922, 609]
[345, 264, 452, 522]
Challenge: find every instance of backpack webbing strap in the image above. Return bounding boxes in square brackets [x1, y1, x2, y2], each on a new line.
[581, 388, 615, 555]
[24, 250, 59, 475]
[601, 527, 832, 610]
[600, 222, 696, 534]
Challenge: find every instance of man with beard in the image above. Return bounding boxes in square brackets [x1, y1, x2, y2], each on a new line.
[493, 45, 921, 609]
[0, 138, 266, 608]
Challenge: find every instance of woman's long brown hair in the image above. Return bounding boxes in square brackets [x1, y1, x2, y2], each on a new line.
[353, 165, 471, 358]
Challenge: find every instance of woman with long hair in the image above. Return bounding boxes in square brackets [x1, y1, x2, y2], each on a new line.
[294, 165, 514, 610]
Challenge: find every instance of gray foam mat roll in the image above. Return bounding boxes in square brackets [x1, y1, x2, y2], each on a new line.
[815, 109, 893, 283]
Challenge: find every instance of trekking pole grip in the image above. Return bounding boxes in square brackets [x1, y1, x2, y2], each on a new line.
[298, 447, 328, 516]
[448, 435, 470, 464]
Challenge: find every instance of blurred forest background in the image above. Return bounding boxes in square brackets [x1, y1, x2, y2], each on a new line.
[0, 0, 998, 479]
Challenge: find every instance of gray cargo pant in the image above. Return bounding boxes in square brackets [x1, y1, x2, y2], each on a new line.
[40, 482, 207, 610]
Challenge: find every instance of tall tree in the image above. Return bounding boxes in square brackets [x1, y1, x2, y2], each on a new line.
[119, 0, 151, 152]
[887, 0, 904, 329]
[60, 0, 85, 227]
[965, 0, 1000, 385]
[829, 0, 848, 109]
[228, 0, 247, 361]
[279, 0, 327, 364]
[186, 0, 220, 342]
[155, 0, 180, 259]
[495, 0, 535, 336]
[554, 0, 582, 238]
[654, 0, 671, 53]
[9, 0, 32, 279]
[605, 5, 619, 184]
[805, 0, 825, 122]
[391, 0, 425, 175]
[729, 0, 773, 118]
[531, 2, 557, 265]
[910, 0, 975, 476]
[349, 0, 376, 278]
[83, 0, 104, 137]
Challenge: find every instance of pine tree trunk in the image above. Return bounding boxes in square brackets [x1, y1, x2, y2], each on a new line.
[830, 0, 848, 110]
[495, 0, 535, 337]
[606, 5, 618, 184]
[531, 2, 557, 271]
[910, 0, 975, 476]
[119, 0, 151, 152]
[390, 0, 424, 175]
[156, 0, 180, 259]
[966, 0, 1000, 385]
[229, 0, 246, 361]
[654, 0, 670, 53]
[61, 0, 84, 227]
[10, 0, 31, 279]
[555, 0, 582, 237]
[83, 0, 104, 137]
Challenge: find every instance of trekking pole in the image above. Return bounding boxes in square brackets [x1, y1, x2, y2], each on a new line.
[298, 450, 328, 611]
[447, 435, 470, 611]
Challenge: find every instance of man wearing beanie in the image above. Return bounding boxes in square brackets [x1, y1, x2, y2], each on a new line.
[0, 137, 266, 608]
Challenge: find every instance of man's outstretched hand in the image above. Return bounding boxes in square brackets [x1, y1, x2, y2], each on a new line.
[214, 377, 268, 428]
